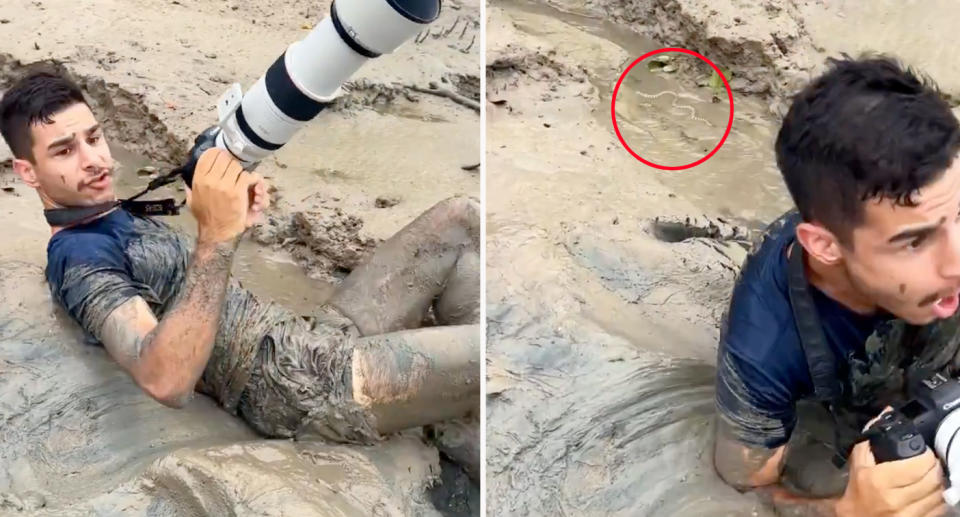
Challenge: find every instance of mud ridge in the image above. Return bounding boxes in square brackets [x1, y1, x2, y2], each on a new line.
[542, 0, 820, 114]
[487, 48, 590, 88]
[251, 206, 380, 283]
[336, 75, 482, 114]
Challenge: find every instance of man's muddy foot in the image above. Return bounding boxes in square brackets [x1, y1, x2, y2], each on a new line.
[425, 416, 480, 482]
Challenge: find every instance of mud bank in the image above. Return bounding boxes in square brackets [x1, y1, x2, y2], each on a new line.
[0, 0, 479, 513]
[536, 0, 960, 115]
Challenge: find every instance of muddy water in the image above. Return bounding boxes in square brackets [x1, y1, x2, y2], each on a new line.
[486, 2, 788, 515]
[611, 74, 788, 226]
[504, 0, 792, 227]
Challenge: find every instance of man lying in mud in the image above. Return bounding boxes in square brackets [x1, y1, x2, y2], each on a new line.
[714, 55, 960, 517]
[0, 71, 479, 449]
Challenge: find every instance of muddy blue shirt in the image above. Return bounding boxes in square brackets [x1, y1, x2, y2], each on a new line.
[715, 212, 891, 448]
[45, 209, 291, 412]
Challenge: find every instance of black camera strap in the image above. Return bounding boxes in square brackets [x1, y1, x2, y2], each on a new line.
[786, 242, 851, 467]
[788, 244, 843, 403]
[43, 168, 184, 227]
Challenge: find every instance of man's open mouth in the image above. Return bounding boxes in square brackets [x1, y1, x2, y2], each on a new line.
[930, 289, 960, 319]
[81, 171, 111, 190]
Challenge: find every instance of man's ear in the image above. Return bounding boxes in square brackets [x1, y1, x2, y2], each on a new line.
[796, 221, 843, 265]
[11, 158, 40, 188]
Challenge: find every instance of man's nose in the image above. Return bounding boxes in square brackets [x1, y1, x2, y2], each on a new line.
[79, 140, 109, 170]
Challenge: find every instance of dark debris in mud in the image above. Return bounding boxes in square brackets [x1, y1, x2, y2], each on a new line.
[375, 196, 401, 208]
[335, 80, 419, 112]
[650, 214, 755, 244]
[429, 456, 480, 517]
[335, 75, 482, 114]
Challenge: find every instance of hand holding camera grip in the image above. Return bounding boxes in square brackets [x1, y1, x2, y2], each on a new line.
[173, 126, 222, 188]
[864, 410, 928, 463]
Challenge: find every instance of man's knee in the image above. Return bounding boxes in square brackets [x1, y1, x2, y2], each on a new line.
[429, 195, 480, 243]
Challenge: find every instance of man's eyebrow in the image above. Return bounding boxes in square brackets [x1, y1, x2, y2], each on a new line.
[47, 133, 75, 151]
[887, 219, 945, 244]
[86, 123, 100, 135]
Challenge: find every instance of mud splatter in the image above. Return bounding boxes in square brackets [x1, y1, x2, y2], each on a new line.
[251, 206, 380, 283]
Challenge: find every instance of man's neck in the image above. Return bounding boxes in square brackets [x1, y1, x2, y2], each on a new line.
[790, 243, 878, 316]
[808, 255, 878, 316]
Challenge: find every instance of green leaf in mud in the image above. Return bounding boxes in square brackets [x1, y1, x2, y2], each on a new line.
[709, 67, 731, 96]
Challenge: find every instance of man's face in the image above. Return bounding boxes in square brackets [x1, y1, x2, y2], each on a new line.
[15, 102, 115, 207]
[843, 159, 960, 324]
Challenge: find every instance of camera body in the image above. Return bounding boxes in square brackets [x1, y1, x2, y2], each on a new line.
[899, 373, 960, 444]
[867, 372, 960, 461]
[865, 372, 960, 505]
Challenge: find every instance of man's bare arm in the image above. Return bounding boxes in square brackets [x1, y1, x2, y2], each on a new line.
[95, 148, 268, 408]
[714, 417, 841, 516]
[98, 238, 238, 408]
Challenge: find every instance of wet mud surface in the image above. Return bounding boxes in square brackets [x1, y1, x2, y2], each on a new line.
[0, 0, 479, 513]
[487, 1, 960, 515]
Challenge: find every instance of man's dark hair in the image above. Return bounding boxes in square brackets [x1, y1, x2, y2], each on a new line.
[775, 54, 960, 243]
[0, 71, 87, 162]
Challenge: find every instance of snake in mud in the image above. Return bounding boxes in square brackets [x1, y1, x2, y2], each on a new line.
[634, 90, 714, 127]
[616, 90, 771, 157]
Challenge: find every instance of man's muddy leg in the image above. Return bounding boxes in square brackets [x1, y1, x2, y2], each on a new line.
[433, 248, 480, 325]
[327, 196, 480, 336]
[350, 324, 480, 434]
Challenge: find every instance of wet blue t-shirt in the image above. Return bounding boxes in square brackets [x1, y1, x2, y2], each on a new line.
[44, 208, 292, 412]
[46, 209, 160, 342]
[715, 211, 890, 448]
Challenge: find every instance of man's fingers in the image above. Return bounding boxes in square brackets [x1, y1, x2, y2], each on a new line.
[886, 458, 943, 504]
[922, 503, 950, 517]
[198, 148, 230, 181]
[863, 406, 895, 432]
[237, 172, 262, 190]
[219, 157, 242, 184]
[852, 440, 877, 468]
[873, 449, 940, 489]
[898, 487, 947, 517]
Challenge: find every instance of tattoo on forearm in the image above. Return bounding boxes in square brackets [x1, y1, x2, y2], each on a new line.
[102, 237, 238, 403]
[174, 238, 238, 316]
